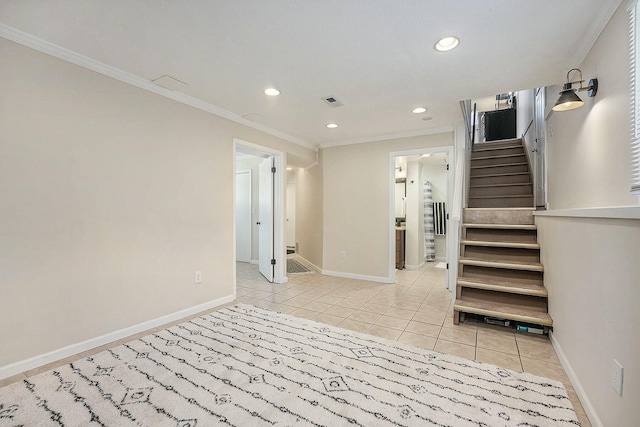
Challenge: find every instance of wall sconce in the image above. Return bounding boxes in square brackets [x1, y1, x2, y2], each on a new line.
[552, 68, 598, 112]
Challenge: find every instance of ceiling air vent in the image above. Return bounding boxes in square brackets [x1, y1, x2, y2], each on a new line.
[152, 75, 188, 91]
[323, 96, 344, 107]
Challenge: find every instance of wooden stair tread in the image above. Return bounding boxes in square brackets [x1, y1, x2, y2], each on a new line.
[472, 153, 525, 161]
[469, 194, 533, 199]
[457, 277, 548, 296]
[454, 298, 553, 326]
[472, 171, 529, 176]
[473, 139, 522, 149]
[463, 223, 537, 230]
[459, 257, 544, 272]
[470, 183, 532, 189]
[464, 207, 535, 211]
[472, 145, 523, 153]
[471, 162, 528, 170]
[461, 239, 540, 249]
[471, 172, 530, 179]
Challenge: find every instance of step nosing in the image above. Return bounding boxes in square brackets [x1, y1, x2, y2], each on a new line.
[457, 278, 547, 288]
[453, 302, 553, 326]
[464, 207, 536, 211]
[461, 240, 540, 248]
[463, 223, 537, 229]
[470, 172, 530, 178]
[470, 183, 532, 188]
[456, 280, 548, 296]
[472, 154, 526, 160]
[469, 195, 533, 199]
[471, 163, 528, 169]
[459, 258, 544, 271]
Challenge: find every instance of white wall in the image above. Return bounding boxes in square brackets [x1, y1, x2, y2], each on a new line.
[0, 38, 316, 369]
[536, 3, 640, 426]
[286, 171, 296, 249]
[404, 161, 423, 268]
[545, 7, 638, 210]
[536, 214, 640, 427]
[516, 88, 535, 153]
[294, 151, 323, 269]
[322, 133, 453, 280]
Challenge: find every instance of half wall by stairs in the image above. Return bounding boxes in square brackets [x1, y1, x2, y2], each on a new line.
[454, 138, 552, 330]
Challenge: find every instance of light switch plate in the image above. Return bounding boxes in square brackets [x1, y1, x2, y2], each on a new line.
[612, 359, 624, 396]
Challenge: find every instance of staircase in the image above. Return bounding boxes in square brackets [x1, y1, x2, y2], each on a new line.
[454, 138, 553, 330]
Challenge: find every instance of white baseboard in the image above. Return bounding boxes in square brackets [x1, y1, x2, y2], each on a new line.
[405, 261, 425, 271]
[550, 332, 603, 427]
[250, 259, 259, 265]
[321, 269, 392, 284]
[0, 294, 236, 381]
[435, 256, 447, 262]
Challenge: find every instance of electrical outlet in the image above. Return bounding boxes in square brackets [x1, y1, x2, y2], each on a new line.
[340, 250, 346, 259]
[612, 359, 624, 396]
[194, 271, 202, 284]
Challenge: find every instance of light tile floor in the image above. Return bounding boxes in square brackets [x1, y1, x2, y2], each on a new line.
[235, 257, 590, 427]
[0, 258, 590, 426]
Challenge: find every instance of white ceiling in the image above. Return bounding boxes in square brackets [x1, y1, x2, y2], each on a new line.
[0, 0, 622, 149]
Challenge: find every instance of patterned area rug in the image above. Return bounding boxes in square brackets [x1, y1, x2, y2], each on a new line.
[287, 258, 311, 274]
[0, 304, 579, 426]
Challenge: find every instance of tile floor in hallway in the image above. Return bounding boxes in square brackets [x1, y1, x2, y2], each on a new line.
[236, 258, 591, 427]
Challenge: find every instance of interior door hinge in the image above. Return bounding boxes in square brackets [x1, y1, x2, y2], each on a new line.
[446, 164, 449, 170]
[446, 213, 449, 220]
[271, 259, 276, 265]
[271, 167, 276, 173]
[446, 263, 449, 269]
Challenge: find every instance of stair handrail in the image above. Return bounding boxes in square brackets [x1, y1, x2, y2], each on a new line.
[460, 100, 473, 143]
[522, 119, 534, 139]
[471, 103, 477, 146]
[521, 119, 536, 206]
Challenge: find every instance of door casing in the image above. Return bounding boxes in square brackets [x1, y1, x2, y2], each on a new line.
[233, 138, 287, 284]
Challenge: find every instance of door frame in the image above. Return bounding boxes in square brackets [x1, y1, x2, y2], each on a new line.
[533, 87, 547, 208]
[388, 145, 456, 291]
[233, 138, 287, 284]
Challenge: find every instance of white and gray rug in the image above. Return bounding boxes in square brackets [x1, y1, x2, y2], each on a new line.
[0, 304, 579, 426]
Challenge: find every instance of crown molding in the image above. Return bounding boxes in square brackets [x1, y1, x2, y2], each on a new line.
[571, 0, 623, 67]
[0, 24, 316, 151]
[319, 126, 455, 149]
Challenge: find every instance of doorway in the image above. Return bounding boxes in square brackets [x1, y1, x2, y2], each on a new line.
[389, 146, 454, 289]
[286, 168, 296, 254]
[233, 139, 287, 284]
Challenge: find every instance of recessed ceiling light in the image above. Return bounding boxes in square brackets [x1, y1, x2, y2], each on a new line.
[434, 36, 459, 52]
[421, 153, 431, 158]
[326, 123, 338, 128]
[264, 88, 280, 96]
[412, 107, 427, 114]
[286, 167, 293, 171]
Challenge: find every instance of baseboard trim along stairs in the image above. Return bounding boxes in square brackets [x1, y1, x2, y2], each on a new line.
[455, 138, 553, 331]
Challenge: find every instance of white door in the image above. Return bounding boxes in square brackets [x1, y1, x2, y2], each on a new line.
[235, 171, 251, 262]
[258, 157, 274, 282]
[534, 88, 547, 207]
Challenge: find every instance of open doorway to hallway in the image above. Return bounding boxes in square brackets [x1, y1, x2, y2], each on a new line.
[233, 139, 286, 284]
